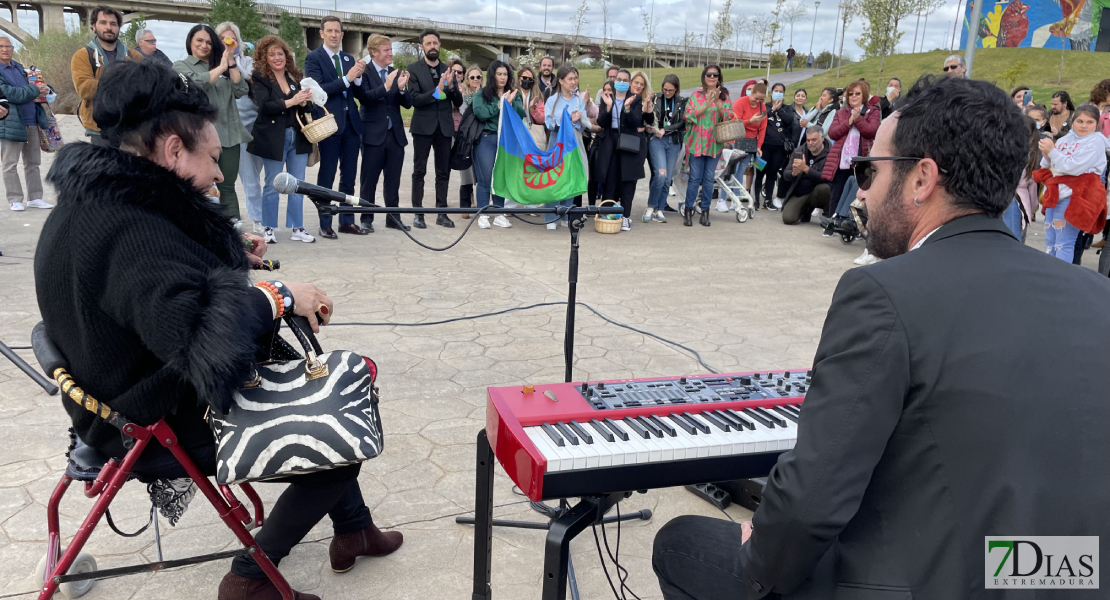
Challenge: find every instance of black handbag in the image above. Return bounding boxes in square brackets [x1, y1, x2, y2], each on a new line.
[619, 132, 641, 153]
[734, 137, 758, 153]
[209, 315, 384, 485]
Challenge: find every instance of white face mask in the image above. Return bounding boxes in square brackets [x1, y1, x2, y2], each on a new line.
[886, 86, 896, 96]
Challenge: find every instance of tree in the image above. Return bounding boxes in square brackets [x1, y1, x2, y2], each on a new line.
[764, 0, 786, 76]
[782, 1, 808, 46]
[278, 10, 306, 68]
[518, 38, 542, 69]
[122, 12, 145, 49]
[208, 0, 268, 44]
[567, 0, 590, 61]
[681, 30, 698, 69]
[838, 0, 858, 77]
[599, 0, 613, 65]
[741, 17, 762, 68]
[640, 5, 658, 72]
[998, 61, 1029, 90]
[755, 12, 782, 77]
[709, 0, 735, 64]
[856, 0, 900, 76]
[732, 14, 746, 67]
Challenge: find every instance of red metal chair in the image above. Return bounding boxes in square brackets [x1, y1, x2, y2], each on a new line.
[31, 322, 295, 600]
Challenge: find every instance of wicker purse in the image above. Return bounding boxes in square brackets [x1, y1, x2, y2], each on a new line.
[594, 200, 622, 234]
[296, 108, 338, 144]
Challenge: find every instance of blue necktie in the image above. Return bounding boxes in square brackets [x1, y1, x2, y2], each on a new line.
[381, 68, 392, 129]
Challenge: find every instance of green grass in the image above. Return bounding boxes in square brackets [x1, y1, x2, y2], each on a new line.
[783, 48, 1110, 106]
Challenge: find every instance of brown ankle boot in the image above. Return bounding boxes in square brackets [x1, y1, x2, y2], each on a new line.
[329, 523, 404, 573]
[217, 571, 320, 600]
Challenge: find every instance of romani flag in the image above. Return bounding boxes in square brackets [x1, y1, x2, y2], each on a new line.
[492, 98, 588, 204]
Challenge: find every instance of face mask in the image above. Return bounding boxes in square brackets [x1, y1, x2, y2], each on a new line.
[520, 78, 534, 90]
[886, 86, 896, 96]
[614, 81, 630, 94]
[45, 92, 56, 103]
[771, 91, 784, 102]
[1036, 121, 1045, 129]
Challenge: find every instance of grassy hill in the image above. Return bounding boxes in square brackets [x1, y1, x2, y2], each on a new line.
[785, 48, 1110, 106]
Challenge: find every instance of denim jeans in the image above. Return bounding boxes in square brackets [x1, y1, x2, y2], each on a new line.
[648, 135, 681, 210]
[260, 128, 309, 229]
[1002, 199, 1025, 241]
[833, 175, 860, 218]
[239, 143, 265, 224]
[684, 154, 718, 211]
[473, 131, 505, 209]
[1045, 195, 1081, 262]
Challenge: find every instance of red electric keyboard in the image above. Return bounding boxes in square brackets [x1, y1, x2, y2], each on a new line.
[485, 369, 809, 502]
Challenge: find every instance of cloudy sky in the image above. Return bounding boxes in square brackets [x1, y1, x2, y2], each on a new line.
[10, 0, 970, 64]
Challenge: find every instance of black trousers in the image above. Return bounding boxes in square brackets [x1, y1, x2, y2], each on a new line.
[781, 184, 832, 225]
[603, 150, 638, 218]
[652, 515, 837, 600]
[459, 183, 474, 208]
[828, 167, 854, 216]
[411, 129, 452, 210]
[317, 114, 361, 229]
[754, 145, 790, 202]
[360, 135, 405, 226]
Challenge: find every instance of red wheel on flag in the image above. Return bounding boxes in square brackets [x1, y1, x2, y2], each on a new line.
[523, 143, 565, 190]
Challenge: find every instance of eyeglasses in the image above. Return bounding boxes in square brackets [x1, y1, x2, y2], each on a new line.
[141, 38, 156, 44]
[706, 72, 720, 79]
[942, 65, 959, 72]
[452, 70, 464, 75]
[850, 156, 949, 191]
[848, 91, 862, 97]
[468, 75, 482, 80]
[0, 45, 13, 49]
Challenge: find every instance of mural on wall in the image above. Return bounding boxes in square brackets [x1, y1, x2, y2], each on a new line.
[960, 0, 1110, 50]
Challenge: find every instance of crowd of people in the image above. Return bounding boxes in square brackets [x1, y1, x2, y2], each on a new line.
[0, 7, 1108, 270]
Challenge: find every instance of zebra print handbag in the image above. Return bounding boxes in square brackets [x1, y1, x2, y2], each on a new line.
[210, 315, 384, 485]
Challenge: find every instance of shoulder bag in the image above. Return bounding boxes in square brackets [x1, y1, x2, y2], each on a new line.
[209, 315, 384, 485]
[617, 99, 641, 153]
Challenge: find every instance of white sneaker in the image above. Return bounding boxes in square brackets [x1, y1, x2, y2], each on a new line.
[642, 208, 653, 223]
[560, 218, 569, 227]
[9, 202, 24, 211]
[546, 221, 558, 230]
[493, 215, 512, 228]
[772, 197, 784, 210]
[291, 228, 315, 243]
[653, 210, 667, 223]
[811, 208, 823, 218]
[252, 221, 264, 234]
[715, 199, 728, 212]
[232, 219, 243, 231]
[25, 199, 52, 209]
[478, 215, 491, 229]
[264, 227, 277, 243]
[620, 217, 631, 231]
[695, 204, 703, 214]
[853, 249, 879, 265]
[669, 187, 676, 196]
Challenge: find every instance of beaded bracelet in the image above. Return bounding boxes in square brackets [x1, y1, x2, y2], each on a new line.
[263, 280, 295, 317]
[255, 286, 279, 319]
[254, 281, 286, 319]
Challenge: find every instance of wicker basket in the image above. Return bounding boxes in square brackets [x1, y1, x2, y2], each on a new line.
[594, 200, 622, 234]
[296, 108, 338, 144]
[713, 118, 746, 144]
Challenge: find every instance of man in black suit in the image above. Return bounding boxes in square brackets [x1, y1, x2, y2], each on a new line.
[653, 76, 1110, 599]
[406, 28, 461, 229]
[305, 16, 366, 237]
[354, 34, 411, 232]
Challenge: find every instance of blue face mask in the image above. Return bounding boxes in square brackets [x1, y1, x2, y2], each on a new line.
[771, 91, 784, 102]
[614, 81, 630, 94]
[45, 92, 56, 103]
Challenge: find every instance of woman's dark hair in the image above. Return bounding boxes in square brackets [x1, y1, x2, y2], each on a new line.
[518, 66, 536, 82]
[1053, 90, 1075, 112]
[482, 60, 514, 102]
[449, 58, 466, 71]
[1068, 103, 1100, 129]
[1090, 79, 1110, 105]
[889, 77, 902, 86]
[891, 75, 1028, 218]
[1011, 85, 1029, 98]
[94, 60, 218, 154]
[1024, 115, 1041, 176]
[771, 82, 786, 94]
[794, 88, 807, 98]
[700, 64, 722, 93]
[555, 64, 578, 91]
[186, 24, 225, 72]
[1026, 104, 1047, 120]
[661, 73, 680, 92]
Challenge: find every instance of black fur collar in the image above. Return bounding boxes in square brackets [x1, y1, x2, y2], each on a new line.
[46, 142, 247, 269]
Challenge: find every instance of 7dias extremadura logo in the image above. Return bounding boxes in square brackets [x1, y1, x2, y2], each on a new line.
[986, 537, 1099, 589]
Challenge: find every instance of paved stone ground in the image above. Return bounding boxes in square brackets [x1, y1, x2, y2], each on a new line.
[0, 112, 1090, 600]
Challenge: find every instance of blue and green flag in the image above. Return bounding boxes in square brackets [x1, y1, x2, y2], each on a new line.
[492, 98, 588, 205]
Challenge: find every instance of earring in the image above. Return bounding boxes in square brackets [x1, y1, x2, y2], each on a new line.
[913, 196, 924, 207]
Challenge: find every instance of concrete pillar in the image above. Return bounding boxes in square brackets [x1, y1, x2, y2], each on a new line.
[39, 4, 60, 33]
[305, 27, 320, 50]
[342, 30, 361, 55]
[4, 2, 16, 29]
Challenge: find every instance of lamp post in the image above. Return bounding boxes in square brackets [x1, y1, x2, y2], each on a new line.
[808, 0, 820, 56]
[830, 1, 841, 69]
[495, 0, 499, 29]
[544, 0, 548, 32]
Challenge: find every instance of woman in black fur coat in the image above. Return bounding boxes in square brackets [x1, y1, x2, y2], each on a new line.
[34, 61, 401, 600]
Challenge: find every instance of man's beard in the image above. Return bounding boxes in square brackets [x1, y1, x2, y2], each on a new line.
[97, 30, 117, 43]
[1051, 107, 1061, 115]
[542, 68, 552, 76]
[426, 49, 439, 61]
[866, 172, 915, 260]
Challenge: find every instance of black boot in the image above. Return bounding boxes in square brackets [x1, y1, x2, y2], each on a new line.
[683, 207, 694, 227]
[700, 209, 711, 227]
[412, 214, 427, 229]
[435, 214, 455, 228]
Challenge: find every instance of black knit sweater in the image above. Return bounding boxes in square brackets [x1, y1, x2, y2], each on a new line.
[35, 143, 272, 458]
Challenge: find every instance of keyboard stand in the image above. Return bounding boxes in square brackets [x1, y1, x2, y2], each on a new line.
[459, 429, 652, 600]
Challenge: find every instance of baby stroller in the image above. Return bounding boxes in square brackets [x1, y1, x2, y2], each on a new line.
[26, 320, 327, 600]
[673, 147, 755, 223]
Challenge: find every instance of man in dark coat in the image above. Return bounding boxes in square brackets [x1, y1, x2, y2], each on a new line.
[778, 126, 831, 225]
[653, 76, 1110, 599]
[405, 28, 461, 229]
[356, 34, 412, 232]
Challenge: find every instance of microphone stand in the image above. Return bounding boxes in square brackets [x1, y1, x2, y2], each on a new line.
[315, 202, 650, 600]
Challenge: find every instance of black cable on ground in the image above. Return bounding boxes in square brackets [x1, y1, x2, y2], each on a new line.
[389, 205, 493, 251]
[331, 301, 719, 373]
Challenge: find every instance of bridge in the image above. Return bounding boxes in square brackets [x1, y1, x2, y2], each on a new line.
[0, 0, 768, 69]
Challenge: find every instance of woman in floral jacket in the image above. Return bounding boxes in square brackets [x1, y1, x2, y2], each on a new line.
[682, 64, 730, 227]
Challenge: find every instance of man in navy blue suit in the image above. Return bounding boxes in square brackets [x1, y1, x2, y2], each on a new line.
[354, 33, 412, 232]
[305, 16, 367, 238]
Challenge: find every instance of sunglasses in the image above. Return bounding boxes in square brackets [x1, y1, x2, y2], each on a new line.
[942, 65, 959, 72]
[521, 77, 534, 83]
[452, 70, 464, 75]
[850, 156, 949, 191]
[468, 75, 482, 80]
[706, 72, 721, 79]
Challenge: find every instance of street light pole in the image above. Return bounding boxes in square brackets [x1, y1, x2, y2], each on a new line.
[703, 0, 712, 66]
[544, 0, 548, 32]
[808, 1, 820, 56]
[495, 0, 499, 29]
[963, 0, 984, 76]
[830, 1, 841, 69]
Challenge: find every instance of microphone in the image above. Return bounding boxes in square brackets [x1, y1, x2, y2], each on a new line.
[273, 172, 360, 205]
[252, 259, 280, 271]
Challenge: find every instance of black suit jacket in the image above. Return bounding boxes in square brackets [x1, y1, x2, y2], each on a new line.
[354, 64, 410, 148]
[246, 71, 312, 161]
[303, 46, 363, 137]
[741, 214, 1110, 599]
[405, 59, 461, 137]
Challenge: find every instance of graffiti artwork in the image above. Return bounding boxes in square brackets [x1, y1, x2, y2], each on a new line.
[961, 0, 1110, 51]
